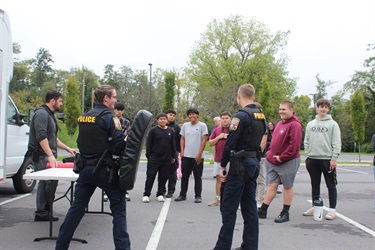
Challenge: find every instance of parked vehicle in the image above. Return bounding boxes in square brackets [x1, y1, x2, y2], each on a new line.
[0, 9, 36, 193]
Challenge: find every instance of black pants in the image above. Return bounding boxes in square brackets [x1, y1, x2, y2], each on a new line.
[179, 157, 203, 198]
[143, 160, 170, 197]
[166, 157, 179, 195]
[306, 158, 337, 209]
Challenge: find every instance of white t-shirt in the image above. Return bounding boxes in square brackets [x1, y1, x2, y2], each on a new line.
[180, 121, 208, 158]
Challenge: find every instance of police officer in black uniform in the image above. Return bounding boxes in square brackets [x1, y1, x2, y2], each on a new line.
[214, 84, 266, 250]
[56, 85, 130, 250]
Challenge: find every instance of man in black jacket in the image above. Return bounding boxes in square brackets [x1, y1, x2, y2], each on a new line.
[28, 90, 76, 222]
[164, 109, 181, 198]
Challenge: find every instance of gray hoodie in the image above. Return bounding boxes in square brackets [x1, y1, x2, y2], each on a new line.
[304, 114, 341, 160]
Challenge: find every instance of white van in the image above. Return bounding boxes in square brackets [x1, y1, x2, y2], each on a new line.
[0, 9, 36, 193]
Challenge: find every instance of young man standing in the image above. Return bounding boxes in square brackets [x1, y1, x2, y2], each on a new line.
[114, 103, 131, 136]
[175, 108, 208, 203]
[258, 101, 303, 223]
[28, 90, 76, 222]
[164, 109, 181, 198]
[143, 113, 176, 202]
[208, 112, 231, 207]
[113, 102, 131, 201]
[303, 98, 341, 220]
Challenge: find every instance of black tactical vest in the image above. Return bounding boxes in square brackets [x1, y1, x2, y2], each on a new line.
[77, 109, 112, 156]
[236, 106, 266, 151]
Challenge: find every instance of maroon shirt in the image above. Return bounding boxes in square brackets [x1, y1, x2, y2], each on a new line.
[266, 114, 303, 165]
[210, 126, 230, 162]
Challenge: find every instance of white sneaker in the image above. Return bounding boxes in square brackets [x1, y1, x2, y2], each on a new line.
[142, 196, 150, 203]
[303, 207, 314, 216]
[325, 211, 336, 220]
[157, 195, 165, 202]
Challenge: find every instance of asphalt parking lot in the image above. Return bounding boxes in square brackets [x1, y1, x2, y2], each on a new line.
[0, 160, 374, 250]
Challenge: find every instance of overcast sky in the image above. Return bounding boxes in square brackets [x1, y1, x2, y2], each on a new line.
[1, 0, 374, 98]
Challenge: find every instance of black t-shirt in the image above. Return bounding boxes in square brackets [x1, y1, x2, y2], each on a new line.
[146, 126, 176, 162]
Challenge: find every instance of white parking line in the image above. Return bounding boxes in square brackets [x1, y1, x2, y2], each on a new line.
[0, 193, 31, 206]
[146, 198, 171, 250]
[336, 167, 369, 175]
[308, 200, 375, 237]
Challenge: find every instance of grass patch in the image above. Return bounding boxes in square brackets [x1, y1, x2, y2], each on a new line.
[57, 120, 78, 149]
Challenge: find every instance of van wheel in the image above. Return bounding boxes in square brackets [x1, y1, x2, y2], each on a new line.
[13, 157, 36, 193]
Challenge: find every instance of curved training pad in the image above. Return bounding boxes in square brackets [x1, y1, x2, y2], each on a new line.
[119, 109, 153, 191]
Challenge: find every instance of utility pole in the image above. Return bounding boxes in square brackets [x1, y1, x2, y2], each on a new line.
[148, 63, 152, 111]
[82, 75, 85, 114]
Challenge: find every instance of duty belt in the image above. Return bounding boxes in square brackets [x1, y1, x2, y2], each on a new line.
[85, 158, 101, 166]
[243, 151, 258, 157]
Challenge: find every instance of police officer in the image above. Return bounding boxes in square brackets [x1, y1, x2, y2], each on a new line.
[56, 85, 130, 250]
[213, 84, 266, 250]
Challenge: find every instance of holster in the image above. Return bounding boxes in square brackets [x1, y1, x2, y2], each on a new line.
[228, 150, 245, 176]
[108, 155, 122, 185]
[31, 148, 41, 163]
[73, 153, 84, 174]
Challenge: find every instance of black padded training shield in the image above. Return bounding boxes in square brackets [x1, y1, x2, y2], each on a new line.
[119, 110, 153, 191]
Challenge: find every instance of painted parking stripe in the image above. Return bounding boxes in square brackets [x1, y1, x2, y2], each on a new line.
[146, 197, 171, 250]
[336, 167, 369, 175]
[0, 194, 31, 206]
[308, 200, 375, 237]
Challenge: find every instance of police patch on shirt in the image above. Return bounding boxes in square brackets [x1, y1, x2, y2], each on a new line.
[252, 112, 265, 120]
[230, 117, 240, 131]
[113, 117, 122, 130]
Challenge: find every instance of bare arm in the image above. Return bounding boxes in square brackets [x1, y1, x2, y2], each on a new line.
[195, 135, 208, 164]
[260, 134, 267, 153]
[39, 139, 57, 168]
[208, 133, 225, 147]
[57, 138, 77, 155]
[180, 136, 185, 158]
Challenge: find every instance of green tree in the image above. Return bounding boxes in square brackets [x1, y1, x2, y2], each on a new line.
[9, 90, 43, 115]
[315, 74, 334, 100]
[9, 42, 33, 92]
[186, 15, 296, 119]
[350, 90, 367, 162]
[292, 95, 313, 133]
[258, 75, 275, 120]
[64, 77, 81, 140]
[309, 74, 334, 120]
[163, 72, 176, 111]
[101, 64, 121, 90]
[30, 48, 54, 89]
[330, 90, 353, 152]
[72, 66, 99, 113]
[10, 59, 32, 92]
[345, 44, 375, 143]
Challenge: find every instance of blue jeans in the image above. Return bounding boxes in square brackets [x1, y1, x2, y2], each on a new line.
[56, 165, 130, 250]
[214, 157, 260, 250]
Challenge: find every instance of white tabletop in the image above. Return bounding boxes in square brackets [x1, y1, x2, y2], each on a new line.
[23, 168, 78, 181]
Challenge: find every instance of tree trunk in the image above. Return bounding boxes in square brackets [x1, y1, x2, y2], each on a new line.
[358, 143, 361, 163]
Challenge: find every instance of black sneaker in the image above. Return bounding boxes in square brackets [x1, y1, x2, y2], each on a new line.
[34, 215, 59, 222]
[166, 193, 173, 198]
[194, 196, 202, 203]
[174, 195, 186, 201]
[274, 210, 289, 223]
[258, 208, 267, 219]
